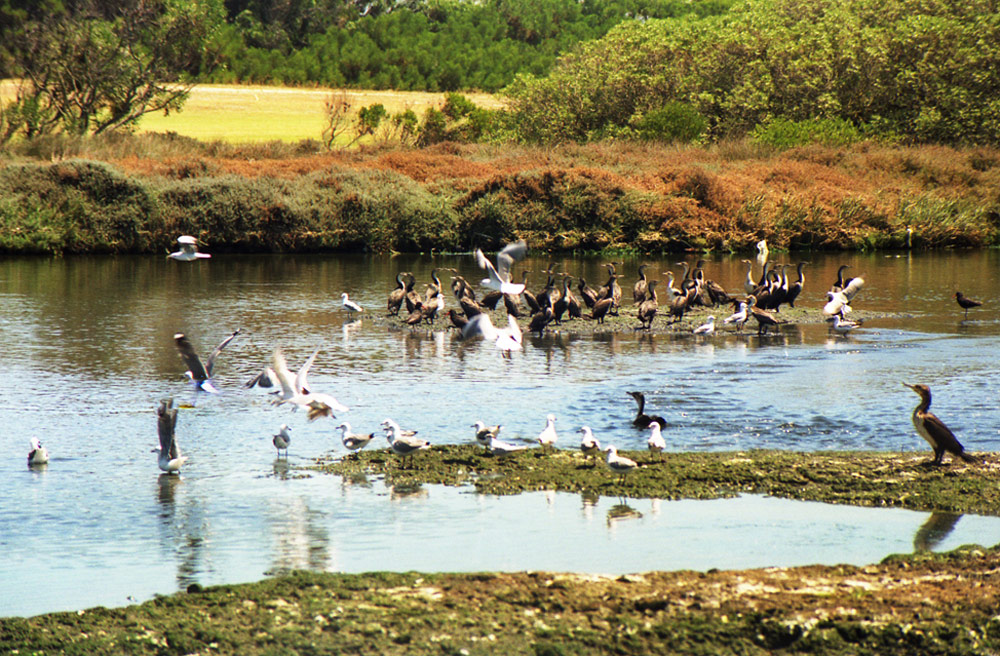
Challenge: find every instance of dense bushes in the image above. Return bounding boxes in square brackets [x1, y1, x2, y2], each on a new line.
[1, 141, 998, 255]
[505, 0, 1000, 145]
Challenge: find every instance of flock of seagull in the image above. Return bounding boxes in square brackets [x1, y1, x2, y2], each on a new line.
[24, 235, 989, 477]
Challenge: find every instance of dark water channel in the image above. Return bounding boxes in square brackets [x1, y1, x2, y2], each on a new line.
[2, 250, 999, 617]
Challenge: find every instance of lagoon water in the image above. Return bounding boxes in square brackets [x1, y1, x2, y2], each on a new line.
[2, 251, 1000, 617]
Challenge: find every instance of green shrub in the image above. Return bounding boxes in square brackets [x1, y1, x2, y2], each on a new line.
[750, 117, 864, 149]
[636, 103, 708, 143]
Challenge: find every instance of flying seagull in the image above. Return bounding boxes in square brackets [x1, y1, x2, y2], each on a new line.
[475, 240, 528, 294]
[174, 329, 240, 393]
[154, 398, 187, 474]
[167, 235, 211, 261]
[461, 313, 523, 356]
[271, 346, 348, 420]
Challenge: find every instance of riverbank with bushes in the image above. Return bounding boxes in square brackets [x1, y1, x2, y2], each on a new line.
[1, 139, 998, 255]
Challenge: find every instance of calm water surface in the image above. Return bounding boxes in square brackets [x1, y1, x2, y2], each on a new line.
[2, 251, 999, 617]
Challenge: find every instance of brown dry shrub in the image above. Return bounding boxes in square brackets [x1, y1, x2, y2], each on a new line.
[360, 150, 497, 183]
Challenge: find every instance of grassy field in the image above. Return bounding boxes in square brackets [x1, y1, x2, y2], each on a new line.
[1, 81, 503, 143]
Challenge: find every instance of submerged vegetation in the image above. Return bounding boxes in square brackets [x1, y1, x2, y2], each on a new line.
[1, 139, 999, 255]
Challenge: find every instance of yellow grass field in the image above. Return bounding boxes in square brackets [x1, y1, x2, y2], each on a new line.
[0, 81, 503, 143]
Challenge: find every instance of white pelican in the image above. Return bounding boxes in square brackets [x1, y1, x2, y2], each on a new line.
[154, 398, 187, 474]
[28, 437, 49, 466]
[603, 445, 637, 483]
[341, 293, 364, 318]
[173, 330, 240, 393]
[272, 424, 292, 458]
[475, 240, 528, 294]
[167, 235, 211, 261]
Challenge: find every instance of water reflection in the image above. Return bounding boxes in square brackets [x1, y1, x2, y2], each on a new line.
[913, 512, 962, 552]
[267, 497, 331, 575]
[156, 474, 205, 591]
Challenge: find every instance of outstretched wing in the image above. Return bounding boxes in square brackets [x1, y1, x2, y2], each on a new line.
[462, 313, 498, 341]
[296, 345, 321, 395]
[173, 334, 209, 382]
[205, 329, 240, 376]
[495, 240, 528, 282]
[270, 347, 298, 399]
[157, 398, 179, 458]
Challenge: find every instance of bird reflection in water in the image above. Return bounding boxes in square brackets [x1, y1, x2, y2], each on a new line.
[913, 511, 962, 553]
[607, 500, 643, 528]
[581, 490, 599, 523]
[272, 458, 291, 480]
[155, 474, 206, 592]
[390, 481, 428, 501]
[341, 318, 361, 343]
[267, 497, 332, 575]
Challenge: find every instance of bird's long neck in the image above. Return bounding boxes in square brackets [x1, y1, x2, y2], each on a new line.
[913, 392, 931, 416]
[634, 394, 645, 417]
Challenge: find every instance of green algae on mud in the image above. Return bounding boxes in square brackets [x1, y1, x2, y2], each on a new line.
[5, 545, 1000, 655]
[311, 446, 1000, 516]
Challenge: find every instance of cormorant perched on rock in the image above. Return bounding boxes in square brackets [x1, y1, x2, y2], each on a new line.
[633, 264, 649, 305]
[955, 292, 982, 319]
[902, 383, 980, 465]
[589, 297, 614, 324]
[786, 262, 807, 308]
[635, 280, 658, 330]
[387, 272, 407, 316]
[577, 277, 598, 309]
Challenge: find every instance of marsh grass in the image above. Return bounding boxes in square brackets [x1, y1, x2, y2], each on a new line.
[1, 138, 998, 255]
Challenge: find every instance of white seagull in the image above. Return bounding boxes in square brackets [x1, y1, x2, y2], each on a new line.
[829, 313, 863, 336]
[693, 315, 716, 335]
[154, 398, 187, 474]
[462, 313, 523, 356]
[271, 347, 348, 420]
[822, 277, 865, 316]
[647, 423, 666, 453]
[28, 437, 49, 466]
[538, 414, 558, 450]
[475, 240, 528, 294]
[578, 426, 601, 464]
[173, 329, 240, 393]
[472, 420, 502, 447]
[167, 235, 211, 261]
[604, 445, 637, 483]
[272, 424, 292, 458]
[723, 302, 748, 333]
[381, 418, 430, 466]
[337, 423, 375, 455]
[487, 436, 526, 456]
[341, 293, 364, 318]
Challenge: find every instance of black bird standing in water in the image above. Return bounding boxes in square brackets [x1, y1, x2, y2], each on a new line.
[955, 292, 982, 319]
[902, 383, 980, 465]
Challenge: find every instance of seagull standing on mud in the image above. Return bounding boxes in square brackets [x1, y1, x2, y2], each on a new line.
[154, 398, 187, 474]
[381, 418, 430, 467]
[337, 423, 375, 455]
[578, 426, 601, 465]
[647, 423, 666, 454]
[475, 240, 528, 294]
[173, 330, 240, 394]
[472, 420, 502, 447]
[167, 235, 211, 261]
[603, 445, 637, 484]
[341, 293, 364, 319]
[538, 414, 558, 450]
[693, 315, 715, 335]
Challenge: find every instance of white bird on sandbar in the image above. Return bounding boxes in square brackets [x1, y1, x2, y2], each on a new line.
[475, 240, 528, 294]
[271, 347, 348, 420]
[337, 422, 375, 455]
[723, 302, 748, 333]
[27, 437, 49, 466]
[578, 426, 601, 464]
[167, 235, 211, 261]
[538, 414, 558, 450]
[829, 313, 863, 336]
[154, 398, 187, 474]
[603, 445, 637, 483]
[647, 423, 666, 454]
[822, 277, 865, 316]
[487, 436, 526, 456]
[341, 293, 364, 318]
[461, 313, 522, 356]
[693, 315, 715, 335]
[472, 420, 502, 447]
[173, 330, 240, 394]
[381, 418, 430, 466]
[272, 424, 292, 458]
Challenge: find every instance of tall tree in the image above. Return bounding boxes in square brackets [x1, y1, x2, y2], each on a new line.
[2, 0, 223, 140]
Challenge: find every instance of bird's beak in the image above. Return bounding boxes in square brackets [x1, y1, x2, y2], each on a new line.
[902, 382, 915, 390]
